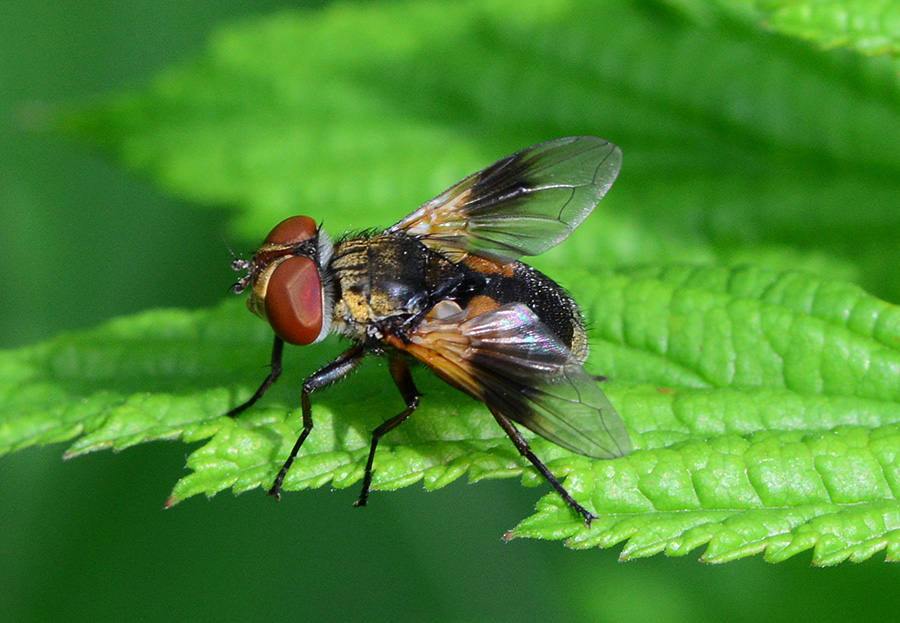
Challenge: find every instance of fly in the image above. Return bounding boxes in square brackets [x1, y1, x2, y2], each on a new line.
[229, 136, 631, 524]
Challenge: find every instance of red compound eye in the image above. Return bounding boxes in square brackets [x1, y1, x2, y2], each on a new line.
[264, 215, 318, 246]
[264, 256, 323, 345]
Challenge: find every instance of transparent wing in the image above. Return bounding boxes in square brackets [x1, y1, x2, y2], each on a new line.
[390, 303, 631, 459]
[389, 136, 622, 264]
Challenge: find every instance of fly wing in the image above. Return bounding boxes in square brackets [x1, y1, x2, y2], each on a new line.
[388, 136, 622, 264]
[389, 303, 631, 459]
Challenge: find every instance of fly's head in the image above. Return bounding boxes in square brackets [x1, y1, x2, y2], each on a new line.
[231, 215, 334, 345]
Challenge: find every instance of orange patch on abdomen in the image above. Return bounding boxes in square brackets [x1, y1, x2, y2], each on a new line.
[462, 255, 516, 277]
[465, 295, 501, 318]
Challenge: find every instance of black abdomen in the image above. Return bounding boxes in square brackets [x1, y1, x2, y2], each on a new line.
[476, 263, 587, 361]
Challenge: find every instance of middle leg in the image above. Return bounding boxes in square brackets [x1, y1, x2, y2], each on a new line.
[353, 353, 420, 507]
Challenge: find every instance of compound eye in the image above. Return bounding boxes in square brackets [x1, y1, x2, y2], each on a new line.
[264, 215, 318, 246]
[264, 256, 323, 345]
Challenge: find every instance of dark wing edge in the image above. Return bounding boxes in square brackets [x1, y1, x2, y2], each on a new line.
[389, 136, 622, 264]
[390, 303, 632, 459]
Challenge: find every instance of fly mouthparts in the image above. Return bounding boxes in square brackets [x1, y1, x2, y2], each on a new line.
[231, 276, 249, 294]
[230, 252, 251, 294]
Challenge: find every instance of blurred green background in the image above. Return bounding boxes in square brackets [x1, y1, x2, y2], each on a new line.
[2, 1, 900, 621]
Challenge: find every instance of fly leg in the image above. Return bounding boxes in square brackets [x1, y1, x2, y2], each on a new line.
[353, 353, 420, 508]
[226, 336, 285, 418]
[267, 343, 366, 499]
[490, 408, 597, 525]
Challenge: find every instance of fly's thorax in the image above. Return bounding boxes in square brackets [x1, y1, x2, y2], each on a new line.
[330, 232, 465, 340]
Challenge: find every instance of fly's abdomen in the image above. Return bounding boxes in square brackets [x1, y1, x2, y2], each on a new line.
[478, 262, 588, 362]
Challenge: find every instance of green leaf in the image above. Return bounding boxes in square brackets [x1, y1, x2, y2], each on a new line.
[5, 266, 900, 564]
[661, 1, 900, 60]
[7, 0, 900, 562]
[508, 265, 900, 565]
[59, 0, 900, 299]
[752, 0, 900, 58]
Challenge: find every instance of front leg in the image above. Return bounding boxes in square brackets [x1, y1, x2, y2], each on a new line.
[226, 336, 285, 418]
[268, 342, 366, 499]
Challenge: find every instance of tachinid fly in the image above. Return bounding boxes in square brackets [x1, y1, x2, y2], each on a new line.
[229, 136, 631, 524]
